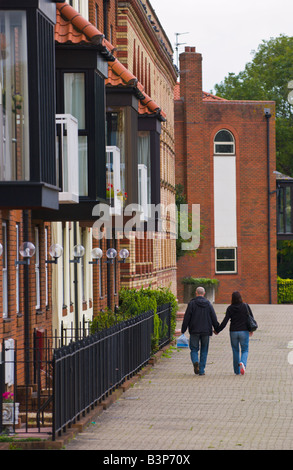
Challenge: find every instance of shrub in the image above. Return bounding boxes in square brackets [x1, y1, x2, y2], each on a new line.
[277, 276, 293, 303]
[89, 286, 178, 353]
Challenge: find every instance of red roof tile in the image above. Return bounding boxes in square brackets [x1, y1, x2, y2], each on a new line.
[203, 91, 227, 101]
[55, 3, 166, 120]
[174, 83, 227, 102]
[56, 3, 105, 46]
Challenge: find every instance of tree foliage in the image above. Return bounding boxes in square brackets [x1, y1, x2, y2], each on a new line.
[214, 35, 293, 176]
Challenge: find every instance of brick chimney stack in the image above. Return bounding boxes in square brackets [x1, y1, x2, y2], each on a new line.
[179, 46, 203, 122]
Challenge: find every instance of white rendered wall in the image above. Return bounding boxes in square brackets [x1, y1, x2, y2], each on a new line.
[213, 156, 237, 247]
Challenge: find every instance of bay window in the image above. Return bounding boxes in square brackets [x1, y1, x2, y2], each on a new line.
[0, 11, 29, 182]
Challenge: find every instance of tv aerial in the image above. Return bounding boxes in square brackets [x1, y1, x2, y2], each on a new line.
[175, 32, 189, 68]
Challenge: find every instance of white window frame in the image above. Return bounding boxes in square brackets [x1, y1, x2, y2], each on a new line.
[35, 227, 40, 310]
[98, 239, 103, 298]
[16, 223, 20, 314]
[214, 129, 235, 155]
[215, 247, 237, 274]
[67, 0, 88, 20]
[2, 221, 8, 319]
[138, 163, 148, 220]
[4, 338, 14, 386]
[106, 146, 122, 215]
[45, 227, 48, 307]
[56, 114, 79, 203]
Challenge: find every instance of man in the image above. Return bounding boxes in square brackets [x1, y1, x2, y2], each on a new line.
[181, 286, 219, 375]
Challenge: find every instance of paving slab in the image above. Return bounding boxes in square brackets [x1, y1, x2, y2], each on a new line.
[65, 304, 293, 451]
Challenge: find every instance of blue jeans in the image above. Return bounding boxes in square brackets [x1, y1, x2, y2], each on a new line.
[230, 331, 249, 374]
[189, 334, 210, 375]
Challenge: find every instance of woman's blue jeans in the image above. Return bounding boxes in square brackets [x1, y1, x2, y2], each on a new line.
[230, 330, 249, 374]
[189, 334, 210, 375]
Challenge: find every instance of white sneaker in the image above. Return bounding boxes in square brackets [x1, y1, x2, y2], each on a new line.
[239, 362, 245, 375]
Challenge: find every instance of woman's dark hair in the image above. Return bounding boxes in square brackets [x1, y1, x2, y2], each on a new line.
[231, 291, 243, 304]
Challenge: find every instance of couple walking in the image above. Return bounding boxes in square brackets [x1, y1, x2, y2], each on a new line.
[181, 287, 255, 376]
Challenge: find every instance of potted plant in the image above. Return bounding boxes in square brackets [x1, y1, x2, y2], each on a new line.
[2, 392, 19, 433]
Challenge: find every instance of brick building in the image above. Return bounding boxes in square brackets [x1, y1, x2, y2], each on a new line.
[0, 0, 178, 395]
[114, 0, 178, 293]
[175, 47, 277, 304]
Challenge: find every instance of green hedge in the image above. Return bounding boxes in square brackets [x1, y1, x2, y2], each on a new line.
[277, 276, 293, 303]
[89, 286, 178, 353]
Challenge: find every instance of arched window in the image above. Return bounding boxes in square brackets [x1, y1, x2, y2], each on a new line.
[214, 130, 235, 155]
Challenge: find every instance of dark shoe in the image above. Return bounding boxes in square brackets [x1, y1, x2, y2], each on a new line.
[193, 362, 199, 374]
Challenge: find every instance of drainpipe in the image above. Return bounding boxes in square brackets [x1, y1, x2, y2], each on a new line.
[265, 108, 272, 304]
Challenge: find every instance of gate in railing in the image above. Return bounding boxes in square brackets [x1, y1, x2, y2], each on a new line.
[0, 304, 172, 440]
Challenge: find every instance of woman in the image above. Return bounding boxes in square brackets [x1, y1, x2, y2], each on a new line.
[215, 291, 254, 375]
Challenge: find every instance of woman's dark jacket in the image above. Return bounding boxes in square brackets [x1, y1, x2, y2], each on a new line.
[181, 296, 219, 336]
[215, 302, 254, 333]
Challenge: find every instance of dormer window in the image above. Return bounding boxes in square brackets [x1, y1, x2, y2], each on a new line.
[214, 130, 235, 155]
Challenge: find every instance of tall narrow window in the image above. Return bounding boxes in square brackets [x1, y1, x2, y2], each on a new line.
[62, 225, 66, 308]
[64, 72, 88, 196]
[16, 223, 20, 314]
[98, 238, 103, 298]
[106, 110, 126, 196]
[95, 4, 99, 29]
[81, 228, 86, 303]
[214, 130, 237, 273]
[2, 221, 8, 318]
[106, 146, 121, 214]
[45, 226, 48, 307]
[138, 131, 151, 218]
[0, 11, 29, 181]
[35, 227, 40, 309]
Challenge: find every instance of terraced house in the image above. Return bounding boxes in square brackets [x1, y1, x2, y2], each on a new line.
[0, 0, 177, 425]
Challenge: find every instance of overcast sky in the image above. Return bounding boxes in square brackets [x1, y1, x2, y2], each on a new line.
[150, 0, 293, 93]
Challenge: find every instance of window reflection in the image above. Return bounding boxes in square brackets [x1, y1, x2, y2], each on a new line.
[0, 11, 29, 181]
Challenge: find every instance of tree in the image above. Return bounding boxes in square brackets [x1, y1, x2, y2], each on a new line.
[214, 35, 293, 176]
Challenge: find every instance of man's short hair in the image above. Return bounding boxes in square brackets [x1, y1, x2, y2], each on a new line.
[196, 286, 205, 296]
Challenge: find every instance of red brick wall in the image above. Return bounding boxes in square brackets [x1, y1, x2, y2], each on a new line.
[176, 47, 277, 304]
[0, 210, 53, 386]
[89, 0, 117, 48]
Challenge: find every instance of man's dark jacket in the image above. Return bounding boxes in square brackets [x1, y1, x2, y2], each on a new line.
[181, 296, 219, 336]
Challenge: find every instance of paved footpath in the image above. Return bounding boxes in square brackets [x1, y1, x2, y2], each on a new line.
[65, 304, 293, 451]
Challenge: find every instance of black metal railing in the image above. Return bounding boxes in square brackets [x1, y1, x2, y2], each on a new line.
[0, 303, 172, 440]
[52, 309, 155, 440]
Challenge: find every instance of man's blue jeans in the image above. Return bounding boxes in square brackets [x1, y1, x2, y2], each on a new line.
[189, 334, 210, 375]
[230, 331, 249, 374]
